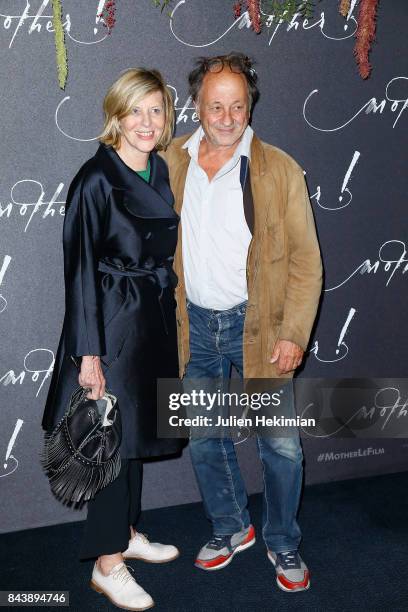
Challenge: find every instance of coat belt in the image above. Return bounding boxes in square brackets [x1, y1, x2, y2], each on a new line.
[97, 260, 176, 335]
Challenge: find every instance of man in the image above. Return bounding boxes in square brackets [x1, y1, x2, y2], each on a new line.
[164, 52, 322, 593]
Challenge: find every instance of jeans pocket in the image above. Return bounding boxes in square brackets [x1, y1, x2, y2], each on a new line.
[236, 303, 247, 317]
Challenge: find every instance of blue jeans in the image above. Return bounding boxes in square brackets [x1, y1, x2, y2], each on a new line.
[185, 300, 303, 553]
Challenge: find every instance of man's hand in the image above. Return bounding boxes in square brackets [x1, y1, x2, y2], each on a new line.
[78, 356, 106, 399]
[270, 340, 304, 374]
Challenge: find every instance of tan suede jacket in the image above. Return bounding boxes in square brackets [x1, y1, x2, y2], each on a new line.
[162, 133, 323, 379]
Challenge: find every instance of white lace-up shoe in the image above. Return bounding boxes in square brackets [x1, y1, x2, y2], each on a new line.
[123, 532, 180, 563]
[90, 561, 154, 611]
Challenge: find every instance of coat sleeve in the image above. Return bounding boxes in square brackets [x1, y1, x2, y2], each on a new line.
[279, 164, 323, 351]
[62, 166, 107, 358]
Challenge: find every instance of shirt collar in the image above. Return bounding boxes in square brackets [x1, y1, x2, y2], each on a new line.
[182, 125, 254, 164]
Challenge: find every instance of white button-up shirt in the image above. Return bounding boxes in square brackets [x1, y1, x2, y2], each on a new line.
[181, 125, 253, 310]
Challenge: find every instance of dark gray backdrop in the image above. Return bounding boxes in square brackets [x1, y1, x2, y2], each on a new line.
[0, 0, 407, 533]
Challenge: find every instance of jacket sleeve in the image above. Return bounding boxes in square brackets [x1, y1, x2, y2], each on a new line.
[279, 164, 323, 351]
[62, 166, 107, 357]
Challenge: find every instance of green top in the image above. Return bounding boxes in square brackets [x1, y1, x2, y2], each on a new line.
[136, 158, 151, 183]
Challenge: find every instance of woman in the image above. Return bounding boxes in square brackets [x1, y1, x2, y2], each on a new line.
[42, 68, 185, 611]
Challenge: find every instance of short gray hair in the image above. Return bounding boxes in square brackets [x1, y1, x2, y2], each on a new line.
[188, 52, 259, 108]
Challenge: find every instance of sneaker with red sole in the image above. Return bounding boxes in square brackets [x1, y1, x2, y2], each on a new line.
[268, 550, 310, 592]
[195, 525, 256, 571]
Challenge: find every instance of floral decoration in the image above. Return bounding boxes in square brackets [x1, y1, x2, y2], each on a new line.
[51, 1, 382, 89]
[98, 0, 117, 33]
[353, 0, 379, 79]
[339, 0, 351, 17]
[51, 0, 67, 90]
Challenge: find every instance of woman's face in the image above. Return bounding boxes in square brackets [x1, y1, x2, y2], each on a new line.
[119, 90, 165, 156]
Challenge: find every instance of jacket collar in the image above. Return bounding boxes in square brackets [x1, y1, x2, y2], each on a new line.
[95, 144, 177, 220]
[249, 134, 266, 177]
[168, 131, 271, 245]
[182, 125, 254, 162]
[169, 131, 266, 177]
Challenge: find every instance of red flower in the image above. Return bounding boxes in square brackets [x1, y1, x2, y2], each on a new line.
[99, 0, 116, 33]
[246, 0, 261, 34]
[233, 1, 242, 18]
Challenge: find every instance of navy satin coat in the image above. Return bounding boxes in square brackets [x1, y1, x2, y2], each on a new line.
[42, 144, 185, 459]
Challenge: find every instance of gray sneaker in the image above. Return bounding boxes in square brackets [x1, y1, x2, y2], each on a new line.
[195, 525, 256, 571]
[268, 550, 310, 592]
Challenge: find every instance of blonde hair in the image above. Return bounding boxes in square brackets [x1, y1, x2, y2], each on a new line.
[99, 68, 175, 150]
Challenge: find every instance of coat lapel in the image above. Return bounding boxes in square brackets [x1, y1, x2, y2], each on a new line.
[95, 144, 178, 220]
[162, 135, 190, 216]
[165, 133, 274, 222]
[247, 135, 274, 287]
[162, 135, 190, 291]
[165, 133, 277, 294]
[250, 135, 273, 232]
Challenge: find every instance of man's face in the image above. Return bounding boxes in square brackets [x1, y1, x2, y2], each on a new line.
[195, 68, 250, 149]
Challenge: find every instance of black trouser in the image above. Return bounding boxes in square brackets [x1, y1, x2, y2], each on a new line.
[80, 459, 143, 560]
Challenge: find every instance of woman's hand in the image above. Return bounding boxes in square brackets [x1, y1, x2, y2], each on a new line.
[78, 356, 106, 399]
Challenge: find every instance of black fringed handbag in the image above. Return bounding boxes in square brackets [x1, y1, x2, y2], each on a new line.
[41, 386, 122, 506]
